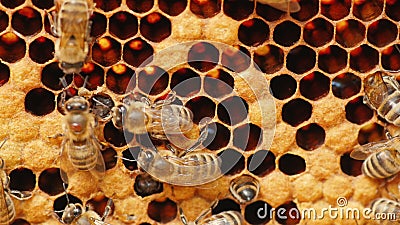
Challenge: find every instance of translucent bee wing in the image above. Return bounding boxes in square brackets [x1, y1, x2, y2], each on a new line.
[363, 72, 389, 108]
[59, 141, 74, 184]
[202, 217, 231, 225]
[350, 137, 399, 160]
[256, 0, 301, 13]
[90, 217, 112, 225]
[88, 139, 106, 181]
[160, 105, 194, 133]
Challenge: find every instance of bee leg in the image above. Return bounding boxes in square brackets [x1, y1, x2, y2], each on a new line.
[153, 91, 177, 108]
[193, 200, 219, 224]
[178, 207, 189, 225]
[9, 190, 32, 200]
[48, 133, 64, 139]
[180, 120, 211, 157]
[45, 10, 60, 37]
[101, 198, 114, 221]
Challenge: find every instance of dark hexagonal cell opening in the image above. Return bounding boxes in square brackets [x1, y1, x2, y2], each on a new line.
[11, 219, 30, 225]
[255, 1, 286, 22]
[238, 18, 269, 47]
[104, 121, 133, 147]
[1, 0, 24, 8]
[32, 0, 53, 9]
[0, 32, 26, 63]
[90, 93, 115, 121]
[335, 19, 366, 48]
[321, 0, 351, 20]
[382, 44, 400, 72]
[140, 12, 171, 43]
[350, 45, 379, 73]
[357, 123, 385, 146]
[217, 96, 248, 126]
[190, 0, 221, 18]
[171, 68, 201, 97]
[101, 147, 117, 170]
[77, 63, 105, 91]
[233, 123, 262, 151]
[38, 168, 64, 196]
[204, 69, 234, 98]
[290, 0, 319, 21]
[90, 12, 107, 37]
[185, 96, 216, 124]
[221, 45, 251, 73]
[275, 201, 301, 224]
[86, 195, 114, 218]
[188, 42, 219, 72]
[386, 0, 400, 21]
[109, 11, 138, 40]
[345, 96, 373, 125]
[94, 0, 121, 12]
[287, 45, 316, 74]
[212, 198, 241, 214]
[332, 73, 362, 99]
[0, 61, 10, 87]
[127, 0, 154, 13]
[203, 122, 230, 151]
[122, 148, 139, 171]
[0, 11, 8, 33]
[248, 150, 276, 177]
[9, 167, 36, 192]
[278, 154, 306, 175]
[159, 0, 187, 16]
[92, 37, 121, 67]
[11, 7, 42, 36]
[29, 36, 54, 64]
[137, 66, 169, 95]
[123, 38, 154, 67]
[353, 0, 383, 22]
[53, 194, 82, 218]
[25, 88, 55, 116]
[282, 98, 312, 127]
[218, 149, 245, 175]
[300, 72, 330, 101]
[245, 200, 272, 224]
[340, 153, 363, 177]
[147, 198, 177, 223]
[223, 0, 253, 21]
[367, 19, 398, 48]
[303, 18, 334, 47]
[270, 74, 297, 100]
[134, 173, 163, 197]
[318, 45, 348, 74]
[106, 64, 135, 94]
[273, 21, 300, 47]
[296, 123, 325, 151]
[254, 45, 284, 74]
[41, 62, 73, 91]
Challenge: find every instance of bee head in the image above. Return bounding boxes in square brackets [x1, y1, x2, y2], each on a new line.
[111, 105, 127, 129]
[65, 96, 89, 113]
[62, 203, 83, 224]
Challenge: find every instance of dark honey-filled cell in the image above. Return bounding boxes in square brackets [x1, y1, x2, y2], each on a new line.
[188, 42, 219, 72]
[318, 45, 347, 74]
[126, 0, 154, 13]
[123, 38, 154, 67]
[25, 88, 55, 116]
[212, 199, 241, 214]
[32, 0, 53, 9]
[221, 45, 251, 72]
[386, 0, 400, 21]
[335, 19, 365, 48]
[218, 149, 245, 175]
[0, 32, 26, 63]
[245, 201, 272, 224]
[170, 68, 201, 97]
[290, 0, 319, 22]
[353, 0, 383, 22]
[104, 121, 133, 147]
[78, 63, 105, 91]
[0, 61, 9, 87]
[41, 63, 72, 91]
[286, 45, 316, 74]
[382, 45, 400, 71]
[270, 74, 296, 100]
[203, 122, 230, 151]
[94, 0, 121, 11]
[275, 201, 301, 224]
[106, 64, 135, 94]
[367, 19, 398, 48]
[38, 168, 64, 196]
[303, 18, 334, 47]
[92, 37, 121, 67]
[147, 198, 177, 223]
[109, 12, 138, 40]
[357, 122, 385, 145]
[190, 0, 221, 18]
[11, 219, 30, 225]
[134, 173, 163, 197]
[11, 7, 42, 36]
[101, 147, 117, 170]
[278, 154, 306, 175]
[332, 73, 361, 99]
[86, 195, 114, 218]
[350, 45, 378, 73]
[248, 150, 276, 177]
[223, 0, 253, 21]
[29, 36, 54, 64]
[159, 0, 187, 16]
[140, 13, 171, 43]
[255, 1, 285, 22]
[185, 96, 216, 124]
[300, 72, 330, 101]
[321, 0, 351, 20]
[204, 69, 234, 98]
[345, 96, 373, 125]
[217, 96, 248, 126]
[137, 66, 169, 95]
[122, 148, 138, 171]
[254, 45, 284, 74]
[90, 93, 115, 121]
[0, 11, 8, 33]
[53, 194, 82, 218]
[90, 12, 107, 37]
[9, 168, 36, 192]
[273, 21, 300, 47]
[238, 18, 269, 47]
[0, 0, 23, 9]
[340, 153, 363, 177]
[233, 123, 262, 151]
[296, 123, 325, 151]
[282, 98, 312, 127]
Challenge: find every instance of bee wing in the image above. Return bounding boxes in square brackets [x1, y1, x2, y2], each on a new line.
[202, 217, 231, 225]
[257, 0, 301, 12]
[165, 155, 204, 166]
[364, 72, 389, 108]
[88, 139, 106, 181]
[160, 105, 194, 133]
[0, 178, 12, 225]
[59, 141, 77, 184]
[350, 137, 399, 160]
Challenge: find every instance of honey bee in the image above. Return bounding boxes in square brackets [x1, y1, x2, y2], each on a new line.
[363, 72, 400, 126]
[253, 0, 301, 13]
[370, 198, 400, 222]
[229, 175, 260, 204]
[48, 0, 94, 74]
[133, 173, 163, 197]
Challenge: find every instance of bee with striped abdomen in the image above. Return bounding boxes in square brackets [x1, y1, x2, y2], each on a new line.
[229, 175, 260, 204]
[370, 198, 400, 223]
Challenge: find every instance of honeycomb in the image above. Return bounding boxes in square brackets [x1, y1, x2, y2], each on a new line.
[0, 0, 398, 224]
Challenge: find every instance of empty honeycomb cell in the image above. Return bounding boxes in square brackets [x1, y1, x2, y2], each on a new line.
[386, 0, 400, 21]
[217, 96, 248, 126]
[123, 38, 154, 67]
[253, 45, 284, 74]
[86, 195, 114, 218]
[53, 194, 82, 218]
[278, 154, 306, 175]
[89, 93, 115, 121]
[286, 45, 316, 74]
[147, 198, 177, 223]
[11, 7, 42, 36]
[0, 0, 23, 9]
[41, 63, 72, 91]
[0, 11, 8, 33]
[188, 42, 219, 72]
[137, 66, 169, 95]
[106, 64, 135, 94]
[90, 12, 107, 37]
[204, 122, 230, 150]
[290, 0, 319, 22]
[275, 201, 300, 224]
[318, 45, 347, 74]
[340, 153, 363, 177]
[321, 0, 351, 20]
[233, 123, 262, 151]
[9, 168, 36, 192]
[353, 0, 383, 22]
[159, 0, 187, 16]
[349, 44, 378, 73]
[244, 201, 272, 224]
[300, 72, 330, 101]
[0, 61, 9, 86]
[0, 32, 26, 63]
[29, 37, 54, 64]
[11, 219, 30, 225]
[255, 2, 286, 22]
[92, 37, 121, 67]
[38, 168, 64, 196]
[101, 147, 117, 170]
[221, 45, 251, 72]
[332, 73, 361, 99]
[122, 148, 138, 171]
[357, 122, 385, 145]
[238, 18, 269, 47]
[140, 13, 171, 43]
[134, 173, 163, 197]
[126, 0, 154, 13]
[190, 0, 221, 18]
[296, 123, 325, 151]
[223, 0, 253, 21]
[382, 44, 400, 71]
[218, 148, 245, 175]
[247, 150, 276, 177]
[94, 0, 121, 12]
[79, 64, 105, 91]
[185, 96, 216, 124]
[170, 68, 201, 97]
[269, 74, 297, 100]
[56, 87, 77, 115]
[32, 0, 53, 9]
[109, 12, 138, 40]
[212, 199, 240, 214]
[335, 19, 366, 48]
[104, 121, 134, 147]
[345, 96, 373, 125]
[273, 21, 301, 47]
[367, 19, 398, 48]
[25, 88, 55, 116]
[282, 98, 312, 127]
[204, 69, 234, 98]
[303, 18, 334, 47]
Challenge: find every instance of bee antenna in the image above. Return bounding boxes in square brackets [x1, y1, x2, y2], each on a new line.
[92, 97, 110, 109]
[0, 138, 8, 149]
[114, 155, 136, 162]
[62, 183, 70, 203]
